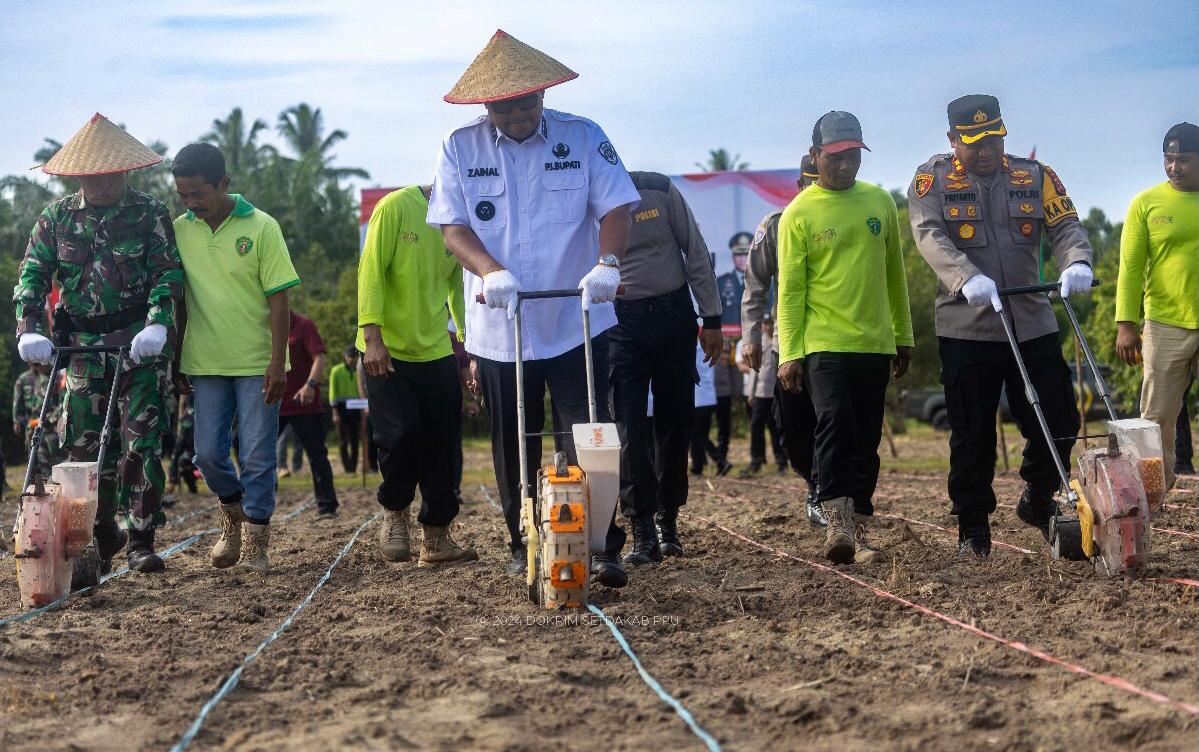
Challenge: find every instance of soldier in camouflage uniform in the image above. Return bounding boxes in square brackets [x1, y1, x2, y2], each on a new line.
[168, 393, 198, 495]
[13, 114, 183, 575]
[12, 364, 63, 478]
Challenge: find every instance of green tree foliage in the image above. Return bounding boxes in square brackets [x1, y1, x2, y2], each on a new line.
[696, 148, 749, 172]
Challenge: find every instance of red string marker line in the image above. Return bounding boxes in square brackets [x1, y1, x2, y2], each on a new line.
[692, 513, 1199, 716]
[702, 489, 1199, 592]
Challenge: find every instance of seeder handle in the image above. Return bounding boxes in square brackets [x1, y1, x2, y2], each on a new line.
[995, 279, 1100, 297]
[1058, 297, 1118, 421]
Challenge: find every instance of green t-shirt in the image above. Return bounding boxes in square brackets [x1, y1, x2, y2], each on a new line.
[174, 195, 300, 376]
[328, 362, 358, 403]
[777, 181, 915, 363]
[355, 186, 465, 362]
[1116, 181, 1198, 330]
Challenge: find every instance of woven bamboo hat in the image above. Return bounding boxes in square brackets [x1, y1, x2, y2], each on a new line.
[444, 29, 578, 104]
[39, 113, 163, 176]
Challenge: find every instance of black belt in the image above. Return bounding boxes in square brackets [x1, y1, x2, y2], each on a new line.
[615, 284, 693, 316]
[58, 305, 149, 336]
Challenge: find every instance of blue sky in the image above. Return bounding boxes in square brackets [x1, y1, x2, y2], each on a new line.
[0, 0, 1194, 219]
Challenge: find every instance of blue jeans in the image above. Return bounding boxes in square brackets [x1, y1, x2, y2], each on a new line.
[192, 376, 280, 522]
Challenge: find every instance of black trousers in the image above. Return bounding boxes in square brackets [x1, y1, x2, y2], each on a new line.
[610, 286, 698, 521]
[1176, 379, 1194, 468]
[278, 412, 339, 513]
[748, 396, 785, 467]
[334, 404, 360, 474]
[364, 356, 461, 527]
[805, 352, 892, 516]
[773, 372, 818, 491]
[690, 405, 720, 471]
[476, 333, 623, 553]
[714, 395, 733, 462]
[940, 334, 1079, 516]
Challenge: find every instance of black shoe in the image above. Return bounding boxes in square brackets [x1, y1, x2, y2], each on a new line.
[957, 513, 991, 558]
[690, 466, 703, 477]
[316, 507, 339, 520]
[161, 493, 178, 508]
[185, 479, 198, 494]
[715, 460, 733, 477]
[657, 512, 683, 557]
[623, 516, 663, 566]
[506, 545, 527, 575]
[126, 530, 165, 573]
[93, 516, 128, 568]
[805, 492, 828, 528]
[591, 550, 628, 588]
[1016, 487, 1056, 544]
[738, 462, 763, 479]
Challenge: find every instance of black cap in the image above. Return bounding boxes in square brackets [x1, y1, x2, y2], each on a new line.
[948, 94, 1006, 144]
[729, 231, 753, 253]
[1164, 122, 1199, 154]
[800, 154, 818, 180]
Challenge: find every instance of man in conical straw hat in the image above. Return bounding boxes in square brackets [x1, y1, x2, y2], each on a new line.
[427, 30, 641, 589]
[14, 113, 183, 581]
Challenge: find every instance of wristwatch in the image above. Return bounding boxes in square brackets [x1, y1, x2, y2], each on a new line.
[598, 254, 620, 269]
[306, 378, 318, 389]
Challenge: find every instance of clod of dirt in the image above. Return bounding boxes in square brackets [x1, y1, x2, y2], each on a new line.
[727, 693, 748, 715]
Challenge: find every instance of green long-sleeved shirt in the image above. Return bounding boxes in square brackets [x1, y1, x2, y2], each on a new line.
[356, 186, 465, 361]
[1116, 181, 1198, 330]
[777, 181, 914, 363]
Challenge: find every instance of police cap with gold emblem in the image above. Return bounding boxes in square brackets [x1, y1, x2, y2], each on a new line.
[800, 154, 818, 182]
[948, 94, 1007, 145]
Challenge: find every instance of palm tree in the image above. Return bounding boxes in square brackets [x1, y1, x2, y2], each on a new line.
[203, 107, 269, 177]
[276, 103, 369, 182]
[695, 148, 749, 172]
[32, 139, 74, 194]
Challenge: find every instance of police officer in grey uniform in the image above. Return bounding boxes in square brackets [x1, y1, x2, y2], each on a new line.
[612, 171, 722, 565]
[742, 155, 824, 526]
[908, 94, 1094, 557]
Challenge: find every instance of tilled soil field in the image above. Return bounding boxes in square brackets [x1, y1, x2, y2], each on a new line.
[0, 436, 1195, 751]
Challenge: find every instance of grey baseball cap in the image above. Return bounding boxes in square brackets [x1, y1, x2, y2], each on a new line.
[812, 111, 870, 154]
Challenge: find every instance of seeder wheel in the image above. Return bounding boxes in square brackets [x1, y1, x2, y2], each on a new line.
[1050, 515, 1088, 562]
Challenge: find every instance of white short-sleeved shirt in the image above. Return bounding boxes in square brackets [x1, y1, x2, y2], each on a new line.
[427, 108, 640, 362]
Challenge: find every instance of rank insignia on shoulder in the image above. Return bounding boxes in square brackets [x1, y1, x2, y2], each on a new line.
[946, 180, 972, 190]
[913, 173, 934, 197]
[1020, 222, 1034, 237]
[958, 223, 976, 240]
[1020, 203, 1034, 214]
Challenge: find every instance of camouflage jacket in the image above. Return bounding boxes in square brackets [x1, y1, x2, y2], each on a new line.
[12, 369, 62, 428]
[13, 188, 182, 357]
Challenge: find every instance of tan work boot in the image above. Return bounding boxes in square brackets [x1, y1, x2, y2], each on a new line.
[378, 508, 413, 562]
[210, 502, 246, 569]
[822, 497, 856, 565]
[854, 514, 883, 565]
[418, 524, 479, 567]
[237, 523, 270, 574]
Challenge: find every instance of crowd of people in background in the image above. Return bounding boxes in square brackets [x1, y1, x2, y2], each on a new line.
[7, 29, 1196, 592]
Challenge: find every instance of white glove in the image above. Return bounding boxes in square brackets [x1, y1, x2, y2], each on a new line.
[17, 333, 53, 365]
[579, 264, 621, 312]
[482, 270, 520, 320]
[130, 324, 167, 362]
[961, 274, 1002, 312]
[1059, 262, 1093, 298]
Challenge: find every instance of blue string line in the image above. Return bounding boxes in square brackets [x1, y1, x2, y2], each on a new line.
[0, 504, 309, 628]
[586, 603, 722, 751]
[170, 513, 378, 752]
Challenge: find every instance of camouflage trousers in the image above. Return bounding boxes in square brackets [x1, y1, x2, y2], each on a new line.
[62, 357, 166, 532]
[23, 426, 61, 481]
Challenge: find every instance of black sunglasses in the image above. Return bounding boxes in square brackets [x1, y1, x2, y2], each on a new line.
[487, 93, 541, 115]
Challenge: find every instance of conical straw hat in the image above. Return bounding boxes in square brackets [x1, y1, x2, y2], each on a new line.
[40, 113, 163, 176]
[444, 29, 577, 104]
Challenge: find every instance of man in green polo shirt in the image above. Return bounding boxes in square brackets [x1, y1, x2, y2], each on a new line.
[776, 111, 914, 565]
[1116, 122, 1199, 490]
[358, 184, 476, 567]
[171, 142, 299, 576]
